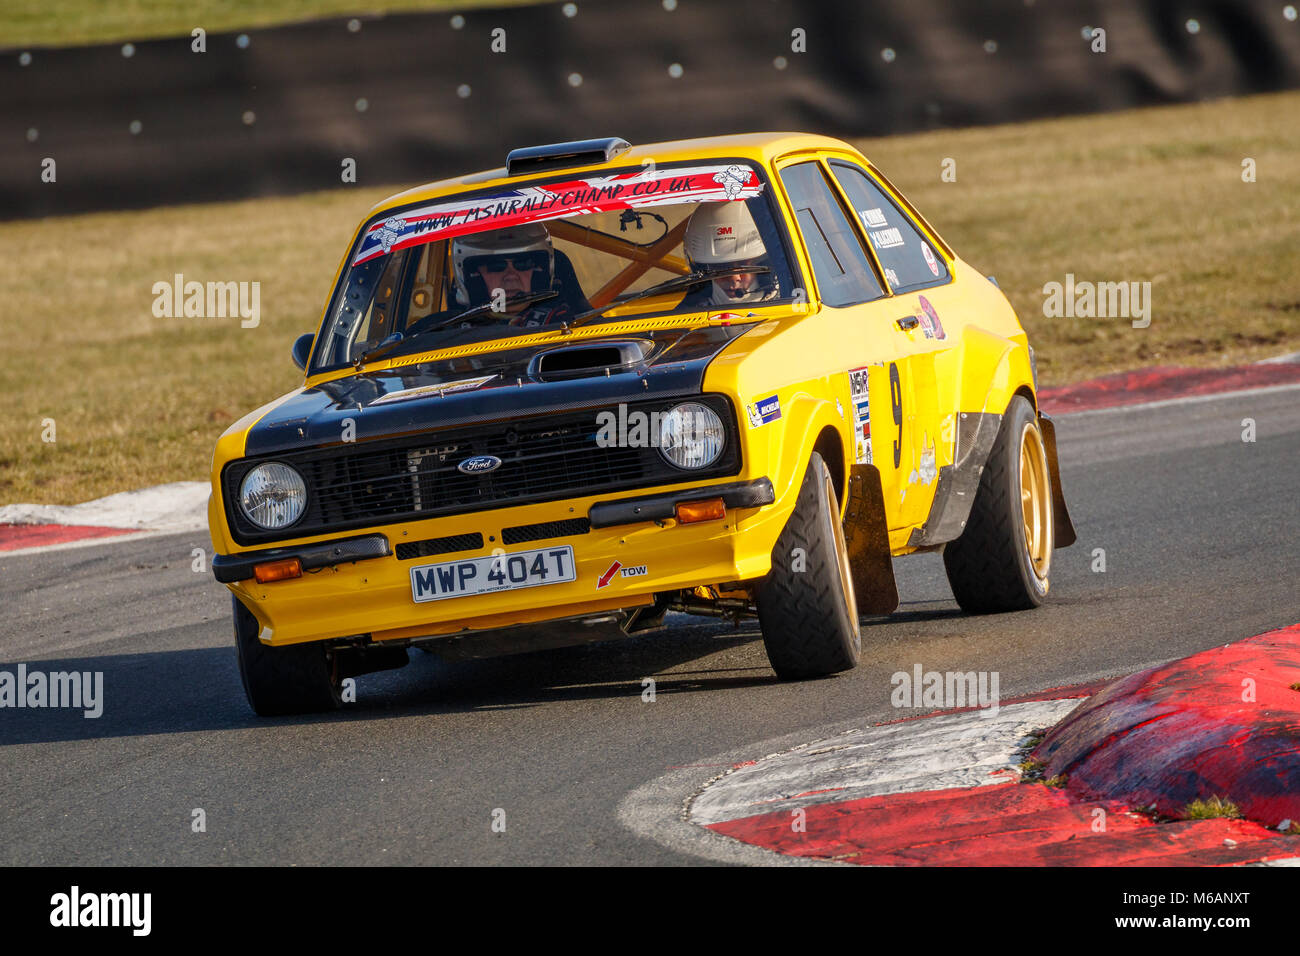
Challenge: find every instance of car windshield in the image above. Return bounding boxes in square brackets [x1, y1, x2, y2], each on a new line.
[312, 161, 797, 371]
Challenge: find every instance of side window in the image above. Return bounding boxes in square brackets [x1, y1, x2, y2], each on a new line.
[830, 162, 949, 293]
[349, 247, 413, 362]
[778, 162, 883, 307]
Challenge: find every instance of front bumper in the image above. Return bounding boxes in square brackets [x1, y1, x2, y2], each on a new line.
[213, 476, 787, 647]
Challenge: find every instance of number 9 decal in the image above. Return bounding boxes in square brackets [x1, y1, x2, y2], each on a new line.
[889, 362, 903, 469]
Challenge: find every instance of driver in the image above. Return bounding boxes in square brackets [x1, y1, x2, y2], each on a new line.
[451, 223, 577, 327]
[680, 201, 781, 308]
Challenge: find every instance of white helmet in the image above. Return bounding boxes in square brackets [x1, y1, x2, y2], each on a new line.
[452, 223, 554, 307]
[683, 201, 774, 304]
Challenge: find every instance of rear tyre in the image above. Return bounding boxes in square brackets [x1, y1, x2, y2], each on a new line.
[233, 596, 343, 716]
[756, 452, 861, 679]
[943, 395, 1054, 613]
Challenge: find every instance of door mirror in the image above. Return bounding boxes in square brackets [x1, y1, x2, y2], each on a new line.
[291, 332, 314, 371]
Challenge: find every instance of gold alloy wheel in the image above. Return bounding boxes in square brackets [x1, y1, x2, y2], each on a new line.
[824, 468, 860, 637]
[1019, 422, 1053, 582]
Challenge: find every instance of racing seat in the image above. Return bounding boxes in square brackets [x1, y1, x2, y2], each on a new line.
[550, 249, 591, 315]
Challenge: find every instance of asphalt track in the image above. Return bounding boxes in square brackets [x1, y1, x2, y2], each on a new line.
[1, 386, 1296, 865]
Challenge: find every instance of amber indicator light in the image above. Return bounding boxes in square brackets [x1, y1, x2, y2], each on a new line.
[675, 498, 727, 523]
[254, 558, 303, 583]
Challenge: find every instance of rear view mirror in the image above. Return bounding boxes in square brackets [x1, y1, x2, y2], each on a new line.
[291, 332, 314, 371]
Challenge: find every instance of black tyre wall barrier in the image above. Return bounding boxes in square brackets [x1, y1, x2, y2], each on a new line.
[3, 0, 1298, 220]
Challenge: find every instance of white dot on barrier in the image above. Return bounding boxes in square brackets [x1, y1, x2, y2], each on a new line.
[881, 47, 896, 62]
[129, 120, 143, 135]
[457, 84, 472, 98]
[242, 110, 256, 125]
[663, 0, 677, 9]
[450, 15, 465, 29]
[236, 33, 250, 48]
[568, 72, 583, 87]
[355, 97, 369, 112]
[19, 52, 32, 66]
[121, 43, 135, 58]
[773, 55, 788, 70]
[1185, 18, 1200, 33]
[563, 3, 578, 17]
[1286, 6, 1298, 22]
[26, 128, 38, 142]
[1081, 25, 1093, 39]
[347, 18, 361, 33]
[983, 39, 998, 53]
[668, 62, 683, 78]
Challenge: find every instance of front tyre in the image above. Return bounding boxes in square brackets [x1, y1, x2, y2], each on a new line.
[756, 452, 861, 679]
[943, 395, 1054, 613]
[232, 595, 343, 716]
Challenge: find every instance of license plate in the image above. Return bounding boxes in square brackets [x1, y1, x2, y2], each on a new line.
[409, 545, 575, 603]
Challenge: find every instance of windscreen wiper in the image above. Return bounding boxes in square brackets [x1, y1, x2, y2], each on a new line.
[569, 267, 771, 329]
[431, 290, 559, 330]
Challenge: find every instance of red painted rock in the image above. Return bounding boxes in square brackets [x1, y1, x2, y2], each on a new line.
[1035, 624, 1300, 827]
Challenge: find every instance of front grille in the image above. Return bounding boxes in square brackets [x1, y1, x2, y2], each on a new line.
[224, 397, 739, 545]
[395, 532, 485, 561]
[502, 517, 591, 545]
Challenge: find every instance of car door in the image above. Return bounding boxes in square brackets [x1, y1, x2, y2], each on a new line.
[773, 155, 939, 537]
[824, 156, 964, 536]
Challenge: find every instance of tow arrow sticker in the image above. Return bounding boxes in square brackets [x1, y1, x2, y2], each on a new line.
[597, 561, 622, 589]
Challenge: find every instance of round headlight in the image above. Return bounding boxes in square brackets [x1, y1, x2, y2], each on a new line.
[658, 402, 725, 470]
[239, 462, 307, 530]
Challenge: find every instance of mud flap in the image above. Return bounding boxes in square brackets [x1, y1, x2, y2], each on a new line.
[843, 463, 900, 615]
[1038, 413, 1077, 549]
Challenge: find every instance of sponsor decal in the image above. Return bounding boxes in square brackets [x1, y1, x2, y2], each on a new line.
[921, 242, 941, 277]
[353, 164, 765, 265]
[715, 226, 734, 236]
[457, 455, 502, 475]
[597, 560, 622, 589]
[869, 227, 905, 250]
[713, 165, 752, 199]
[372, 374, 498, 404]
[848, 366, 872, 464]
[917, 295, 946, 340]
[747, 393, 781, 426]
[884, 267, 900, 288]
[860, 207, 889, 229]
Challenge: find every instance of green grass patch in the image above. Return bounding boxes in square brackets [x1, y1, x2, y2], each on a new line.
[2, 0, 541, 48]
[2, 91, 1298, 504]
[1183, 796, 1244, 820]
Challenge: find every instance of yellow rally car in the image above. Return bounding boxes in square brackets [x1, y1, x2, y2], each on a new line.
[209, 134, 1075, 715]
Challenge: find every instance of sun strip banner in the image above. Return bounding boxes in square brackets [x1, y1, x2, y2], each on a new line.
[352, 164, 765, 265]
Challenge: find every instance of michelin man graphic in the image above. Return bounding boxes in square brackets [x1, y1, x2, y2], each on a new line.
[713, 165, 750, 199]
[377, 217, 407, 253]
